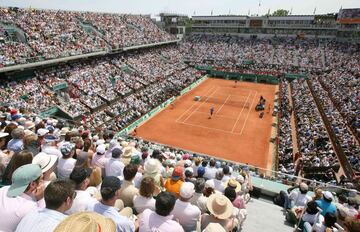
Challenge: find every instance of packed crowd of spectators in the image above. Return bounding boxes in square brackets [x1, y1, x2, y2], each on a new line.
[277, 80, 294, 175]
[310, 76, 360, 172]
[290, 78, 338, 182]
[0, 109, 258, 232]
[0, 7, 174, 67]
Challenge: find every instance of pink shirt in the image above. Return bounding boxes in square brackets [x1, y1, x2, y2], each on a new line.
[139, 209, 184, 232]
[0, 186, 45, 232]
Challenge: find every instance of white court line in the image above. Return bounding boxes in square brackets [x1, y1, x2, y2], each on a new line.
[177, 120, 241, 135]
[192, 111, 237, 120]
[215, 94, 231, 115]
[182, 87, 219, 123]
[175, 86, 216, 123]
[231, 90, 252, 133]
[239, 91, 258, 135]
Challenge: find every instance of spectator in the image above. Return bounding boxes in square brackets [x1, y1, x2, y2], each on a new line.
[118, 164, 139, 208]
[104, 147, 124, 177]
[133, 176, 156, 214]
[87, 176, 137, 232]
[66, 168, 97, 215]
[164, 166, 184, 197]
[7, 128, 24, 153]
[32, 152, 58, 187]
[171, 182, 201, 231]
[138, 191, 184, 232]
[316, 191, 337, 216]
[2, 150, 33, 185]
[201, 193, 235, 231]
[15, 179, 75, 232]
[74, 151, 102, 187]
[0, 164, 44, 232]
[57, 142, 76, 179]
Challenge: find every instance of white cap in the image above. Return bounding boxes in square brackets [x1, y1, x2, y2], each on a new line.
[96, 144, 106, 154]
[323, 191, 333, 201]
[180, 182, 195, 199]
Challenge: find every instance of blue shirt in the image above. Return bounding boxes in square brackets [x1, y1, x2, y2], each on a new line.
[88, 201, 135, 232]
[7, 139, 23, 153]
[315, 199, 337, 216]
[15, 208, 66, 232]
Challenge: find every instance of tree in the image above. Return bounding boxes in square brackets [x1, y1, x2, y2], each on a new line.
[270, 9, 290, 17]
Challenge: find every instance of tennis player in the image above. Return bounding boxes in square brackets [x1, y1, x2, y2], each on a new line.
[208, 107, 215, 119]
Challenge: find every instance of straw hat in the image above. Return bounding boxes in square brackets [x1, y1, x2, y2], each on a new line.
[54, 212, 116, 232]
[121, 147, 133, 165]
[206, 193, 234, 220]
[225, 178, 241, 193]
[144, 158, 162, 175]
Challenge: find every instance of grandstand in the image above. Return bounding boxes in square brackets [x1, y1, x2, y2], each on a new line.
[0, 4, 359, 232]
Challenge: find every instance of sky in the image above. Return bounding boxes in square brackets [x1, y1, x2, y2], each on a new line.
[1, 0, 360, 17]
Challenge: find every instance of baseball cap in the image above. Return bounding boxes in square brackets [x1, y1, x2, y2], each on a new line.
[323, 191, 334, 201]
[60, 142, 75, 156]
[172, 166, 184, 180]
[32, 152, 58, 173]
[70, 168, 93, 185]
[180, 182, 195, 199]
[7, 164, 42, 197]
[101, 176, 121, 192]
[96, 144, 106, 155]
[197, 166, 206, 176]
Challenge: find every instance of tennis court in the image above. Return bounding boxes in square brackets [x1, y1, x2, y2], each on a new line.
[136, 78, 277, 169]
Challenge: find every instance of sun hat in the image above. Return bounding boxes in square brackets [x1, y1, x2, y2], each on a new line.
[70, 168, 93, 185]
[144, 158, 162, 175]
[37, 128, 49, 137]
[172, 166, 184, 180]
[203, 223, 226, 232]
[121, 147, 133, 165]
[226, 178, 241, 193]
[32, 152, 58, 173]
[206, 193, 234, 220]
[7, 164, 42, 197]
[54, 211, 116, 232]
[180, 182, 195, 199]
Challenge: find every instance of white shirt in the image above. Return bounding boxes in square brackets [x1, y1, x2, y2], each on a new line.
[289, 190, 311, 207]
[91, 154, 108, 169]
[15, 208, 66, 232]
[105, 158, 125, 177]
[213, 179, 225, 193]
[57, 157, 76, 179]
[139, 209, 184, 232]
[171, 199, 201, 232]
[66, 190, 97, 215]
[0, 186, 45, 232]
[204, 166, 217, 180]
[133, 195, 156, 214]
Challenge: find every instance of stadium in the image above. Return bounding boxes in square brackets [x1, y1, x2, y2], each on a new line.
[0, 1, 359, 232]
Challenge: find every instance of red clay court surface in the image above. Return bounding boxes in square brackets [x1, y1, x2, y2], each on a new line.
[136, 78, 277, 169]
